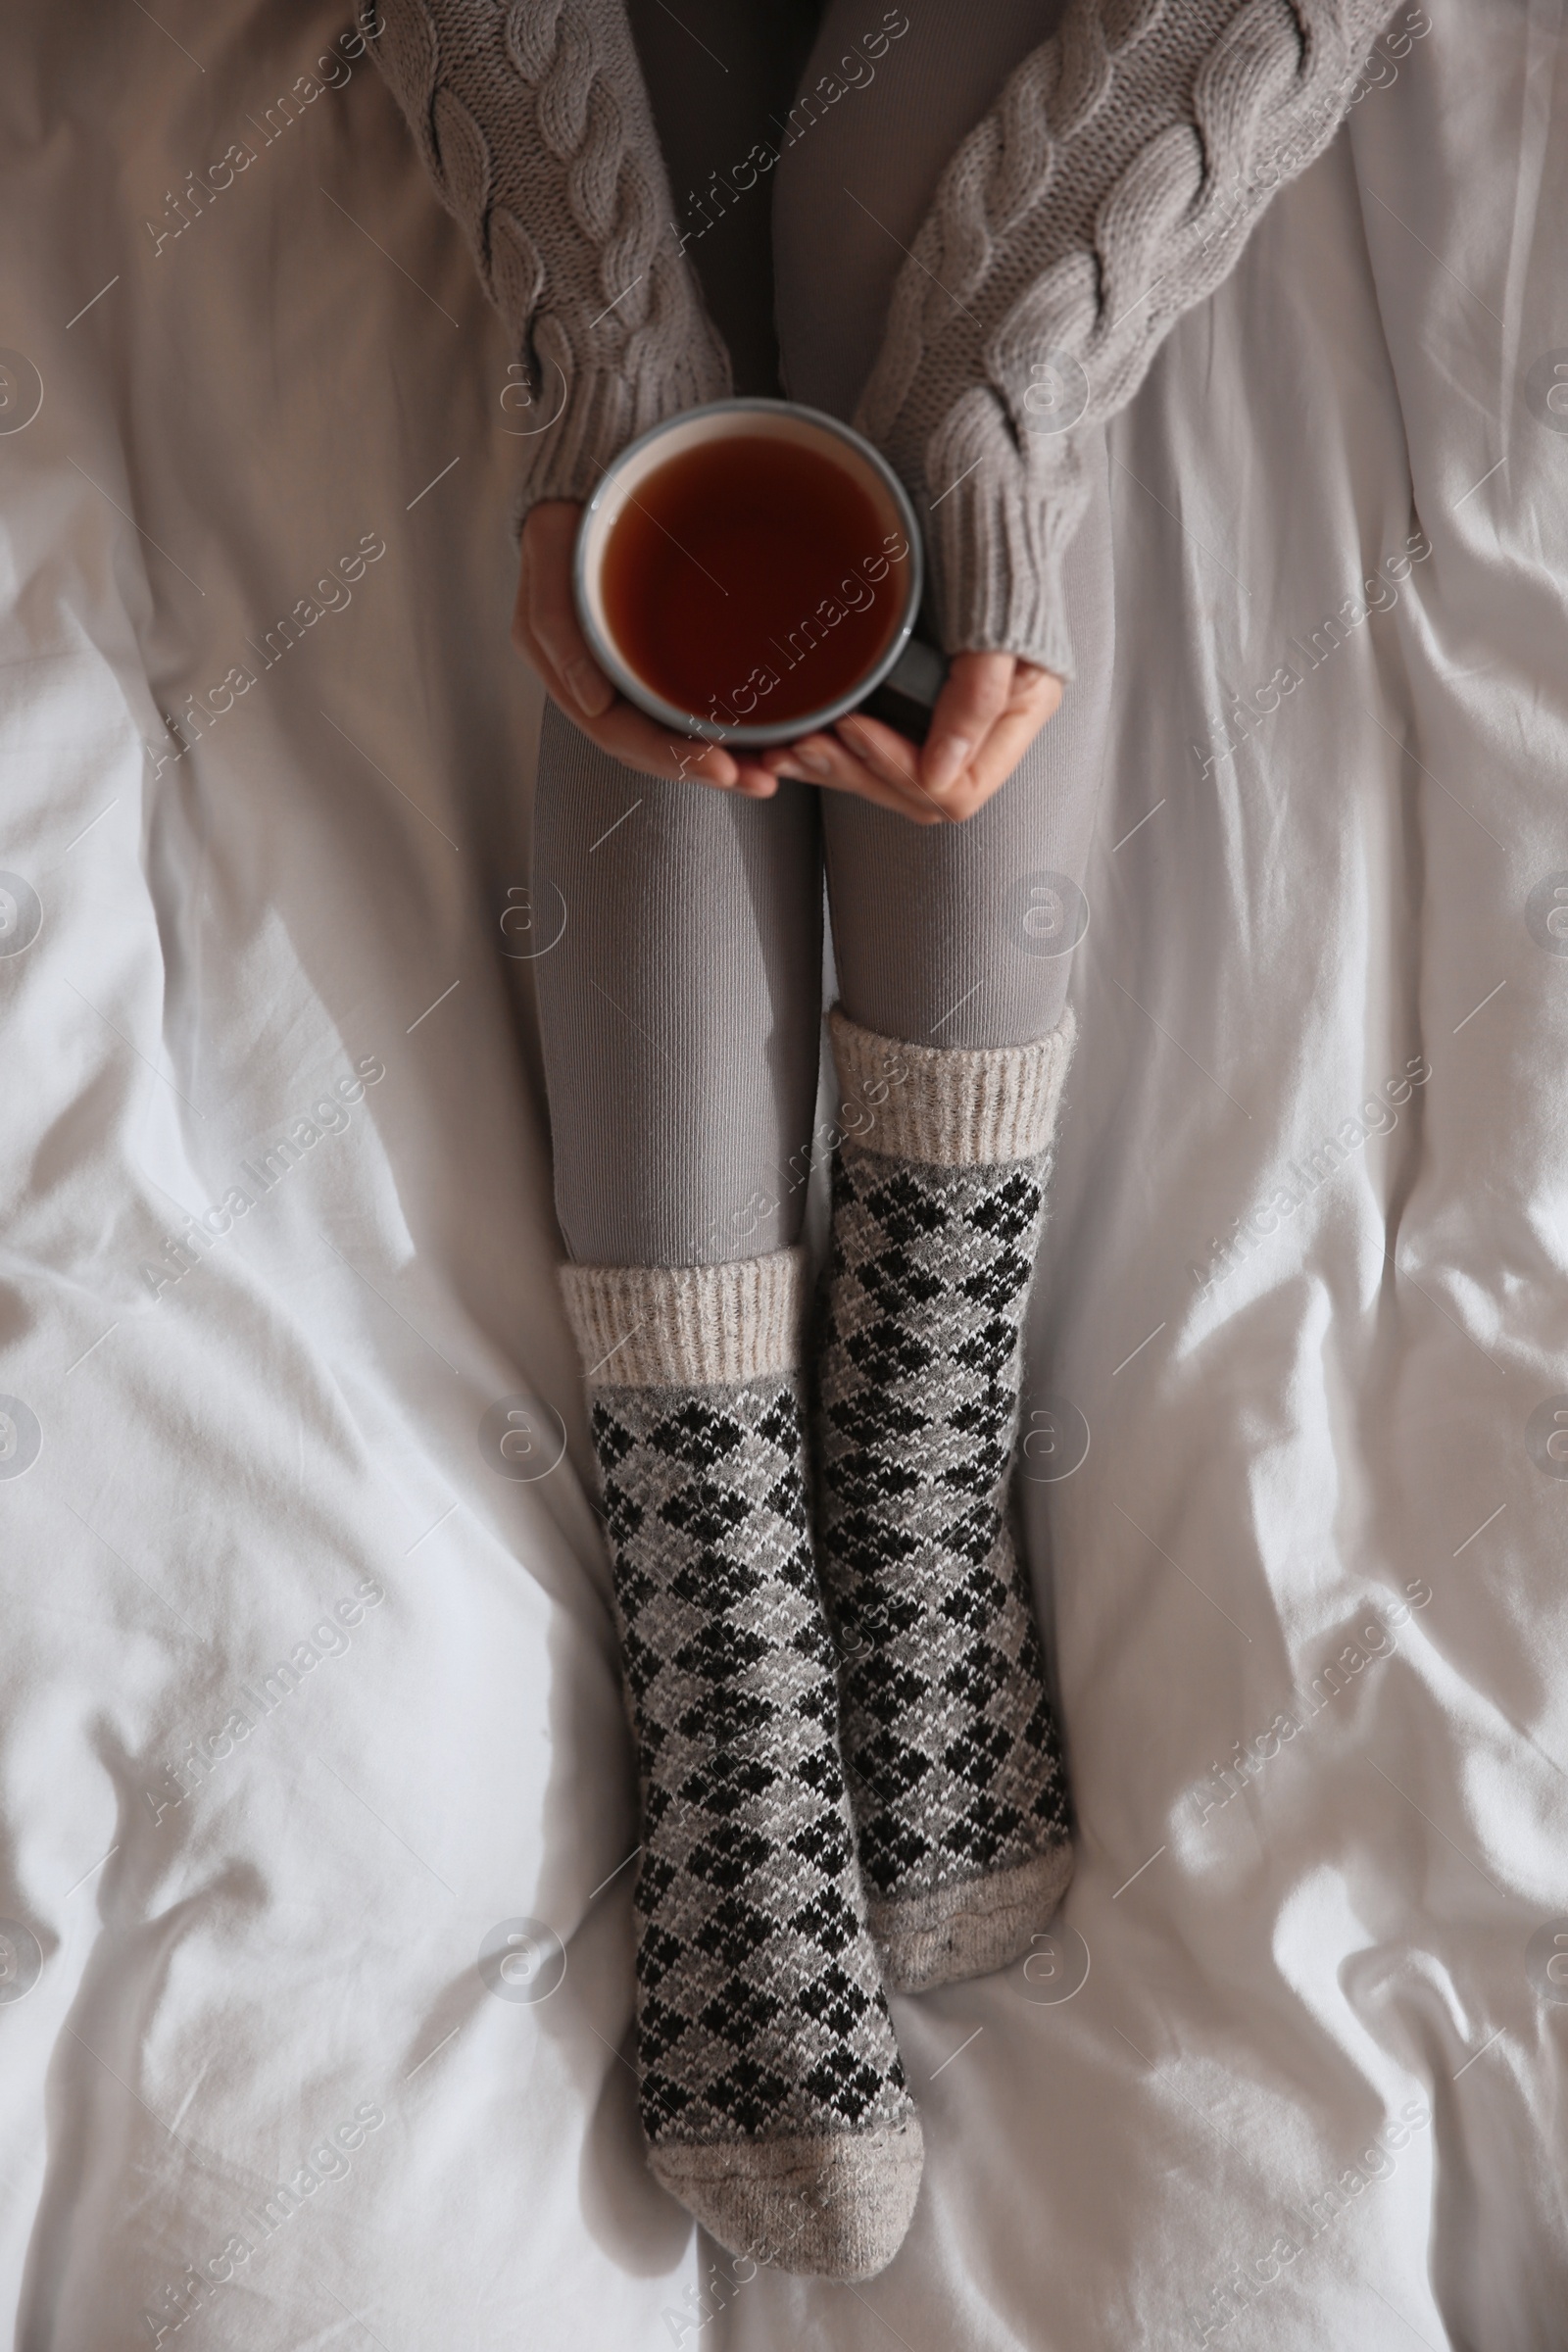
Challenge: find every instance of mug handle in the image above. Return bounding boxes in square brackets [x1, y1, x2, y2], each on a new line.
[855, 633, 947, 746]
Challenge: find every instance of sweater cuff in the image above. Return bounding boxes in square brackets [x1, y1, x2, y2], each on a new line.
[507, 316, 730, 540]
[507, 360, 640, 540]
[923, 429, 1092, 683]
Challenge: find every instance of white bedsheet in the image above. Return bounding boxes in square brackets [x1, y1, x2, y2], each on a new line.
[2, 1, 1566, 2344]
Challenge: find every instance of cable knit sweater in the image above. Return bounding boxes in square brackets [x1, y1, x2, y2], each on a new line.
[364, 0, 1397, 681]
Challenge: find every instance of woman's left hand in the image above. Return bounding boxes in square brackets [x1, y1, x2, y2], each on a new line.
[760, 650, 1064, 823]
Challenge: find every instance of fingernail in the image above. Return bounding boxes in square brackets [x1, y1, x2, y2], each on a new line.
[797, 748, 831, 776]
[924, 732, 970, 796]
[565, 658, 612, 716]
[837, 720, 870, 757]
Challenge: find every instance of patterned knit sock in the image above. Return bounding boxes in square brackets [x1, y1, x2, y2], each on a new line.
[561, 1246, 922, 2278]
[813, 1007, 1076, 1995]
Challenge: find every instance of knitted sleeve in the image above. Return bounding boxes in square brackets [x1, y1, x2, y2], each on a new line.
[857, 0, 1401, 678]
[360, 0, 730, 512]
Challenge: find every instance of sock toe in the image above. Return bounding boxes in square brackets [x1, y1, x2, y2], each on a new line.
[650, 2119, 925, 2279]
[870, 1841, 1074, 1994]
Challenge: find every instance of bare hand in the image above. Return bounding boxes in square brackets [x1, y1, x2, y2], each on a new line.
[760, 651, 1065, 824]
[512, 501, 952, 822]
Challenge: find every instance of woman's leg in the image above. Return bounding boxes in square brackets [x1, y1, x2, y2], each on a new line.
[533, 704, 822, 1269]
[814, 463, 1111, 1990]
[528, 3, 922, 2268]
[770, 0, 1093, 1050]
[771, 0, 1069, 425]
[535, 719, 919, 2278]
[772, 0, 1104, 1994]
[822, 445, 1112, 1054]
[624, 0, 823, 400]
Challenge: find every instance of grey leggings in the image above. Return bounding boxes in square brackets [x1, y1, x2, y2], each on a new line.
[534, 0, 1111, 1269]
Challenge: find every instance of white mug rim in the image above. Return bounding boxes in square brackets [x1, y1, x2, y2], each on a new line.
[572, 397, 924, 749]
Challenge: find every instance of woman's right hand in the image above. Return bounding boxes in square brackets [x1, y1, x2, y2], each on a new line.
[512, 500, 944, 823]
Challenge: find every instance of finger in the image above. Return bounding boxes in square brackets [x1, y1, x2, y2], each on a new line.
[587, 702, 740, 789]
[509, 548, 533, 662]
[520, 504, 614, 719]
[831, 714, 952, 820]
[761, 714, 945, 827]
[519, 655, 740, 787]
[511, 595, 631, 760]
[920, 652, 1017, 801]
[512, 576, 741, 789]
[512, 528, 584, 702]
[766, 731, 945, 824]
[1009, 662, 1066, 727]
[914, 661, 1066, 822]
[930, 693, 1063, 822]
[763, 712, 939, 818]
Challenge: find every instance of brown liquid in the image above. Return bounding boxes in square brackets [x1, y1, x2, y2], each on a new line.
[600, 433, 908, 727]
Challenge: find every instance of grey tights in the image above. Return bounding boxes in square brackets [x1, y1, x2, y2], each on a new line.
[534, 0, 1109, 1268]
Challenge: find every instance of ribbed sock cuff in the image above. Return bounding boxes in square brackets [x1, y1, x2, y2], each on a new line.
[560, 1246, 808, 1390]
[828, 1004, 1077, 1167]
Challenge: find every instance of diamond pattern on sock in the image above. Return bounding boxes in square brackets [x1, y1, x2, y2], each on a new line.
[591, 1373, 913, 2159]
[814, 1139, 1071, 1918]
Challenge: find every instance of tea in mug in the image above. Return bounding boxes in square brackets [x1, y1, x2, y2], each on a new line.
[598, 432, 909, 729]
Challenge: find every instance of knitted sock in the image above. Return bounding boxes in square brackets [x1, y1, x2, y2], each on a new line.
[813, 1007, 1076, 1995]
[561, 1246, 922, 2278]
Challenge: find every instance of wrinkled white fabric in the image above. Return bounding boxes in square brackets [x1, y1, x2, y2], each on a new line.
[0, 1, 1564, 2346]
